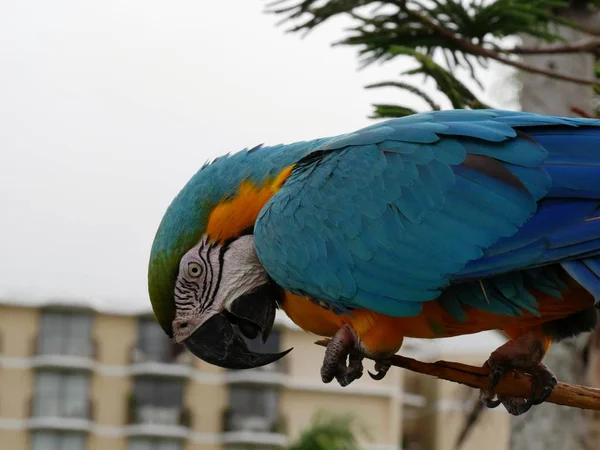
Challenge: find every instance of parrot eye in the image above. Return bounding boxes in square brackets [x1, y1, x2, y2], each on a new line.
[187, 262, 202, 278]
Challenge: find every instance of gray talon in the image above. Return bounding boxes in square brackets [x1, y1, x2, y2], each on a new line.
[480, 390, 502, 409]
[487, 361, 505, 392]
[368, 359, 392, 381]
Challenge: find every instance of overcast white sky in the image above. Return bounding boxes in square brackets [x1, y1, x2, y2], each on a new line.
[0, 0, 516, 328]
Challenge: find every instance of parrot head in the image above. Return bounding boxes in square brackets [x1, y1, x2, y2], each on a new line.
[148, 147, 301, 370]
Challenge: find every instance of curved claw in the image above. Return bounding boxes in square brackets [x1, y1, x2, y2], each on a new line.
[368, 370, 384, 380]
[478, 359, 505, 411]
[531, 364, 557, 406]
[368, 359, 392, 381]
[368, 370, 386, 380]
[531, 385, 556, 406]
[336, 351, 364, 386]
[502, 385, 537, 416]
[480, 394, 502, 409]
[487, 362, 505, 392]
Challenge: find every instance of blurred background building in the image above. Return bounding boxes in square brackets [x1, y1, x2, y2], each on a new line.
[0, 301, 509, 450]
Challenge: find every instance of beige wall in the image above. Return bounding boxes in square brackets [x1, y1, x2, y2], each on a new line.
[0, 305, 38, 358]
[91, 374, 130, 426]
[187, 381, 227, 434]
[280, 328, 323, 379]
[0, 429, 28, 450]
[94, 314, 136, 365]
[0, 368, 33, 419]
[430, 407, 509, 450]
[420, 377, 509, 450]
[89, 436, 127, 450]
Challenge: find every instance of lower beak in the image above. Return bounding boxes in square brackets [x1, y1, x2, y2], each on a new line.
[183, 311, 291, 370]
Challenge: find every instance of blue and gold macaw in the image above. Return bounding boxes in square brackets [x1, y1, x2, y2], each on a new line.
[148, 109, 600, 415]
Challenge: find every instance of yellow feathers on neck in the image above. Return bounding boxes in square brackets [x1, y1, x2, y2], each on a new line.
[206, 165, 294, 242]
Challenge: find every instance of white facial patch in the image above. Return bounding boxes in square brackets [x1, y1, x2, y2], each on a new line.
[218, 235, 270, 310]
[172, 234, 270, 343]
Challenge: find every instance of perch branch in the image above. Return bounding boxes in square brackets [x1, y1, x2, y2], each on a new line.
[403, 8, 600, 87]
[505, 38, 600, 55]
[315, 339, 600, 411]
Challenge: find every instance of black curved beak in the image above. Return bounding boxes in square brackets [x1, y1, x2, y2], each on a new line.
[183, 283, 292, 370]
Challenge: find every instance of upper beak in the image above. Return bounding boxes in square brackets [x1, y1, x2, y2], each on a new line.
[183, 284, 292, 370]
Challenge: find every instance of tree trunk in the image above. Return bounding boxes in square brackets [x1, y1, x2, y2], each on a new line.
[519, 23, 595, 116]
[514, 12, 599, 450]
[583, 317, 600, 450]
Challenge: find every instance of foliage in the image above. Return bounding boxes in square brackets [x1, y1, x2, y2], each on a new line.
[266, 0, 600, 117]
[288, 412, 368, 450]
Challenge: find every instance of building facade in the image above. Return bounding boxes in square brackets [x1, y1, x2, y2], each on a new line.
[0, 301, 509, 450]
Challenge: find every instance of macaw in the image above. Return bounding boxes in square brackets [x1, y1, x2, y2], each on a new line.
[148, 109, 600, 416]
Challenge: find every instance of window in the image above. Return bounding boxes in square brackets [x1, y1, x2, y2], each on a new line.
[131, 378, 185, 425]
[245, 329, 280, 354]
[129, 439, 182, 450]
[137, 317, 176, 362]
[227, 386, 279, 431]
[38, 311, 92, 357]
[33, 372, 89, 419]
[241, 329, 282, 372]
[134, 378, 183, 408]
[30, 431, 86, 450]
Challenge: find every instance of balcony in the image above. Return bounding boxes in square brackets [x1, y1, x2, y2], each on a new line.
[27, 395, 93, 432]
[31, 335, 97, 371]
[129, 344, 194, 378]
[225, 357, 288, 385]
[221, 409, 288, 447]
[126, 399, 192, 439]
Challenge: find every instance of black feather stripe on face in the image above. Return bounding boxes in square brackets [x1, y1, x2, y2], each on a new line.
[209, 239, 231, 307]
[203, 240, 217, 312]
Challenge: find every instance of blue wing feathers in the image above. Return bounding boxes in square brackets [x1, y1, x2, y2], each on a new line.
[562, 259, 600, 299]
[254, 110, 600, 318]
[545, 165, 600, 198]
[501, 164, 550, 200]
[461, 137, 548, 167]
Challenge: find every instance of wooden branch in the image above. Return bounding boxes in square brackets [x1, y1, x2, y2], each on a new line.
[505, 38, 600, 55]
[570, 106, 597, 118]
[315, 339, 600, 411]
[560, 9, 600, 38]
[404, 8, 600, 87]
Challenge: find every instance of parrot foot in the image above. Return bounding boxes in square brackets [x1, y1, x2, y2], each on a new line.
[479, 331, 557, 416]
[368, 358, 392, 380]
[321, 325, 364, 387]
[496, 364, 557, 415]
